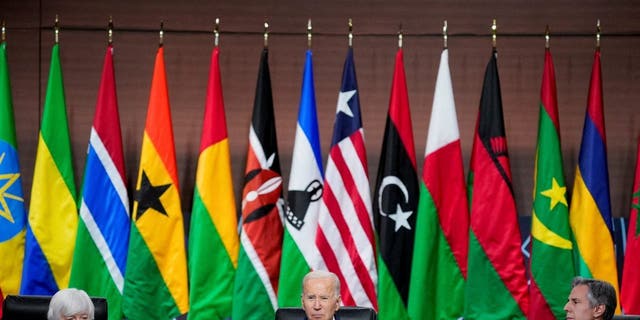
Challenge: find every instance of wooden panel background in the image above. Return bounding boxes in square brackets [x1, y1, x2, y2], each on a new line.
[2, 0, 639, 227]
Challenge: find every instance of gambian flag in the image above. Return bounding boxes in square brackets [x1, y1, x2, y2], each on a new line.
[188, 45, 239, 320]
[373, 47, 418, 320]
[621, 136, 640, 314]
[122, 46, 189, 319]
[408, 48, 468, 320]
[464, 49, 529, 319]
[569, 47, 620, 314]
[0, 40, 27, 297]
[21, 43, 78, 295]
[69, 44, 130, 320]
[232, 48, 284, 320]
[278, 49, 324, 307]
[528, 47, 575, 320]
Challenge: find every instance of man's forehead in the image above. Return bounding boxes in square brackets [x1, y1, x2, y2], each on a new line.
[570, 284, 590, 297]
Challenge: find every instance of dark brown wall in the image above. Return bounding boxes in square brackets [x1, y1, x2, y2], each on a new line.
[2, 0, 639, 221]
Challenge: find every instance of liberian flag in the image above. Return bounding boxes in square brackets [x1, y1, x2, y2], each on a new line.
[464, 49, 529, 319]
[373, 47, 418, 320]
[21, 43, 78, 295]
[188, 45, 239, 320]
[528, 47, 575, 320]
[316, 47, 377, 309]
[408, 48, 468, 320]
[568, 47, 620, 314]
[278, 49, 324, 307]
[69, 44, 130, 320]
[621, 136, 640, 314]
[232, 48, 284, 320]
[122, 46, 189, 319]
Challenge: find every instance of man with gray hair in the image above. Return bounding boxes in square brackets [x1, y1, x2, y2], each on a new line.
[47, 288, 95, 320]
[564, 276, 617, 320]
[301, 270, 341, 320]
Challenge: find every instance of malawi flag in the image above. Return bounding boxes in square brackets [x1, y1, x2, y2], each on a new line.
[621, 136, 640, 313]
[465, 49, 529, 319]
[69, 44, 130, 320]
[569, 47, 620, 313]
[188, 45, 239, 320]
[408, 48, 468, 320]
[278, 49, 324, 307]
[122, 46, 189, 319]
[232, 48, 284, 320]
[0, 40, 27, 297]
[373, 48, 418, 320]
[528, 47, 575, 320]
[21, 43, 78, 295]
[316, 47, 377, 309]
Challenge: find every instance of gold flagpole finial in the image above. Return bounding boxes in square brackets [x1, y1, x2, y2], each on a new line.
[108, 16, 113, 45]
[54, 15, 60, 44]
[398, 24, 403, 48]
[1, 20, 6, 43]
[214, 18, 220, 47]
[443, 20, 448, 49]
[596, 19, 601, 49]
[159, 21, 164, 47]
[307, 18, 312, 49]
[491, 19, 497, 48]
[545, 25, 550, 49]
[348, 18, 353, 47]
[263, 19, 269, 48]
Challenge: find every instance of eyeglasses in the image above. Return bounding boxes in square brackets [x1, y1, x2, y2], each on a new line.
[303, 294, 335, 304]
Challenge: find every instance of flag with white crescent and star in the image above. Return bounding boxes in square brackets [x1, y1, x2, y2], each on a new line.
[373, 47, 418, 320]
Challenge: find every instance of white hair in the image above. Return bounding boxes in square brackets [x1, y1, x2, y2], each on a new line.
[302, 270, 341, 297]
[47, 288, 95, 320]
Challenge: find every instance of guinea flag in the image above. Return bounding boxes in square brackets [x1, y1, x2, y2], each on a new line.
[464, 49, 529, 319]
[122, 46, 189, 319]
[373, 47, 418, 320]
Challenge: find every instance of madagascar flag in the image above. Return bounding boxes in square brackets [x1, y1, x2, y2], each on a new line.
[528, 47, 575, 320]
[122, 46, 189, 319]
[465, 49, 529, 319]
[373, 48, 418, 320]
[232, 48, 284, 320]
[621, 136, 640, 313]
[188, 45, 239, 320]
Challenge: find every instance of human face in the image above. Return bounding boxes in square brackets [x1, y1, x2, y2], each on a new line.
[564, 284, 605, 320]
[302, 277, 339, 320]
[60, 313, 90, 320]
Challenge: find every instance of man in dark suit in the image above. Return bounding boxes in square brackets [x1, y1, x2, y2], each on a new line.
[302, 270, 340, 320]
[564, 277, 617, 320]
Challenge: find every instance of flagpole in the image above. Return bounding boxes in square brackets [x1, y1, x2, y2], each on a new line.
[491, 19, 497, 48]
[263, 19, 269, 49]
[348, 18, 353, 47]
[108, 16, 113, 45]
[307, 18, 312, 49]
[443, 20, 448, 49]
[214, 18, 220, 47]
[54, 15, 59, 44]
[1, 20, 6, 43]
[397, 24, 403, 48]
[545, 25, 550, 49]
[159, 21, 164, 47]
[596, 19, 601, 50]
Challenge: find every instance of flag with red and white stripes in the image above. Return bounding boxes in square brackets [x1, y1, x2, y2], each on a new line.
[316, 47, 377, 309]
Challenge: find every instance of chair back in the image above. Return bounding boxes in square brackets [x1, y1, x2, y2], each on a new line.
[275, 306, 376, 320]
[2, 295, 108, 320]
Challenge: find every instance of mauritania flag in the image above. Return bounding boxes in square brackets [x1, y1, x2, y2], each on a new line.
[621, 136, 640, 314]
[465, 49, 529, 319]
[317, 47, 378, 309]
[278, 49, 324, 307]
[0, 40, 27, 297]
[569, 47, 620, 313]
[529, 47, 575, 320]
[373, 48, 417, 320]
[21, 43, 77, 295]
[188, 45, 239, 320]
[408, 48, 468, 320]
[232, 48, 284, 320]
[69, 44, 129, 320]
[122, 46, 189, 319]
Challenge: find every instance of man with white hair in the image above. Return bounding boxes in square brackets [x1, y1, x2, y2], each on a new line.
[301, 270, 341, 320]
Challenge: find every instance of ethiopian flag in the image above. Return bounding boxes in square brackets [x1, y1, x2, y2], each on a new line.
[122, 46, 189, 319]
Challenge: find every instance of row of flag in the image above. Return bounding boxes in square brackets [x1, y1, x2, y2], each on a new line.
[0, 34, 639, 320]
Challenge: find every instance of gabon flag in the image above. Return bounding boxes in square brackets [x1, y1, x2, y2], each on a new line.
[188, 44, 239, 320]
[528, 47, 575, 320]
[0, 38, 27, 297]
[568, 47, 620, 314]
[232, 48, 284, 320]
[621, 136, 640, 314]
[373, 47, 418, 320]
[408, 48, 468, 320]
[69, 44, 130, 320]
[122, 46, 189, 319]
[464, 49, 529, 319]
[21, 42, 78, 295]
